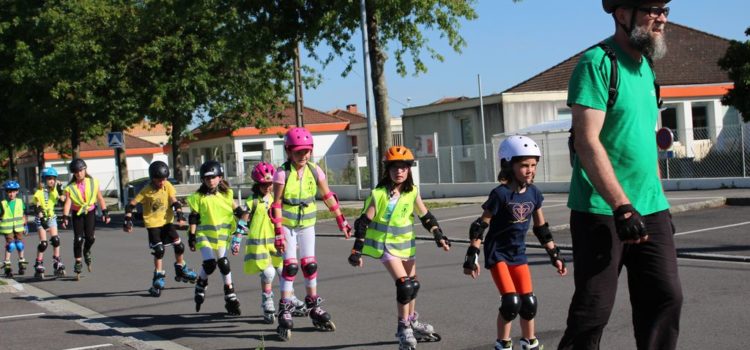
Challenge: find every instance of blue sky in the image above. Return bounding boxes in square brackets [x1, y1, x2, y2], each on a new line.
[300, 0, 749, 118]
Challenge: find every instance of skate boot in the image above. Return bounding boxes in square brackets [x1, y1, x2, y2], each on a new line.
[305, 295, 336, 331]
[2, 261, 12, 278]
[194, 278, 208, 312]
[410, 312, 441, 342]
[495, 339, 513, 350]
[17, 258, 28, 275]
[148, 271, 166, 297]
[261, 291, 276, 324]
[53, 256, 66, 277]
[520, 337, 541, 350]
[174, 262, 197, 283]
[396, 319, 417, 350]
[34, 260, 45, 279]
[276, 298, 295, 341]
[84, 250, 93, 272]
[224, 285, 241, 316]
[289, 294, 308, 316]
[73, 260, 83, 281]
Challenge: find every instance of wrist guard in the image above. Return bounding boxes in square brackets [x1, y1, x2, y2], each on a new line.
[348, 239, 364, 266]
[419, 211, 440, 233]
[102, 209, 110, 219]
[432, 227, 451, 248]
[172, 201, 182, 213]
[463, 246, 481, 270]
[233, 206, 246, 219]
[469, 218, 489, 241]
[533, 222, 553, 245]
[125, 203, 136, 215]
[175, 210, 185, 222]
[545, 246, 566, 269]
[123, 216, 134, 230]
[353, 214, 370, 239]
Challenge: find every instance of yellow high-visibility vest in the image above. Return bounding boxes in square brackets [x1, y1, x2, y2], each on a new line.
[362, 187, 417, 259]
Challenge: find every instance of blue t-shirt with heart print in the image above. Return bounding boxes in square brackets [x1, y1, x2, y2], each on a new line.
[481, 183, 543, 268]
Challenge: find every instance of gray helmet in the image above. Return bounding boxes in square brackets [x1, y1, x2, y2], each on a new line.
[68, 158, 87, 173]
[148, 161, 170, 180]
[199, 160, 224, 178]
[602, 0, 671, 14]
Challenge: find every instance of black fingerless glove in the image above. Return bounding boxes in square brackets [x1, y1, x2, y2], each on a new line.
[348, 239, 364, 266]
[613, 204, 646, 241]
[188, 233, 197, 251]
[463, 246, 480, 270]
[545, 246, 566, 270]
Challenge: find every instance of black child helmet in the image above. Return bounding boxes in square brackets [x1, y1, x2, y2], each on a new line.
[68, 158, 87, 173]
[199, 160, 224, 178]
[148, 161, 170, 180]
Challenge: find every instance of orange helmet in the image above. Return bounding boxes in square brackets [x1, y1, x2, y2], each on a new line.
[384, 146, 415, 164]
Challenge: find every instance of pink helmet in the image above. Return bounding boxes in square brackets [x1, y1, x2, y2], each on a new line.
[284, 127, 314, 151]
[251, 162, 276, 183]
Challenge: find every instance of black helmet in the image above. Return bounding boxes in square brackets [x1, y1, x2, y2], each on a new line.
[602, 0, 670, 14]
[199, 160, 224, 178]
[68, 158, 87, 173]
[148, 161, 170, 179]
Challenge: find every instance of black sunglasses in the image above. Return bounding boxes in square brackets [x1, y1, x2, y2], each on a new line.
[637, 6, 670, 18]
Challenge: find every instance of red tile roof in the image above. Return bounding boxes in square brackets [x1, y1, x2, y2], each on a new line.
[329, 108, 367, 123]
[505, 22, 732, 93]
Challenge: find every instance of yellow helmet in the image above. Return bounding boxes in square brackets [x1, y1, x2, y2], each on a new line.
[384, 146, 415, 163]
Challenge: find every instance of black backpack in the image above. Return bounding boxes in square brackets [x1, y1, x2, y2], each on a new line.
[568, 42, 663, 166]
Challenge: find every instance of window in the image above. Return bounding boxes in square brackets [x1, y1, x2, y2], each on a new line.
[460, 118, 474, 145]
[350, 135, 359, 153]
[242, 142, 263, 153]
[557, 107, 572, 120]
[661, 107, 678, 141]
[273, 141, 285, 164]
[392, 132, 403, 146]
[692, 105, 708, 140]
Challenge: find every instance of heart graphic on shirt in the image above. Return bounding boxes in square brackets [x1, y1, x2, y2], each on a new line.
[511, 202, 534, 223]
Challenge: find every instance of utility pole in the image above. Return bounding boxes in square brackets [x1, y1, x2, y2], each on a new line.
[294, 43, 304, 127]
[359, 0, 379, 189]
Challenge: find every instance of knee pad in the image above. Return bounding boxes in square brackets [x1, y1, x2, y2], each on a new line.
[499, 293, 522, 321]
[282, 259, 298, 281]
[260, 266, 276, 284]
[396, 277, 415, 305]
[50, 236, 60, 247]
[300, 256, 318, 279]
[15, 240, 24, 252]
[410, 276, 421, 300]
[217, 257, 231, 275]
[38, 240, 48, 253]
[188, 212, 200, 225]
[150, 243, 165, 259]
[202, 259, 218, 275]
[519, 293, 538, 320]
[173, 241, 185, 255]
[6, 241, 17, 252]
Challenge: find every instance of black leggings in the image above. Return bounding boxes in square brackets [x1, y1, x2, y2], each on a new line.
[72, 210, 96, 259]
[558, 209, 683, 350]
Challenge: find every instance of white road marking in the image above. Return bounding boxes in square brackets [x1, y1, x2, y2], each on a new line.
[675, 221, 750, 236]
[0, 312, 45, 320]
[63, 344, 113, 350]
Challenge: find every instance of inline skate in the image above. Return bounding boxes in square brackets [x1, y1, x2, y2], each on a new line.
[306, 295, 336, 331]
[261, 291, 276, 324]
[148, 271, 166, 297]
[174, 262, 197, 283]
[276, 298, 295, 341]
[410, 312, 441, 342]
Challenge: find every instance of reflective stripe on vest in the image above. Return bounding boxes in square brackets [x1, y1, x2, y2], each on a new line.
[0, 200, 24, 234]
[280, 162, 318, 229]
[33, 188, 59, 218]
[244, 194, 282, 274]
[187, 189, 236, 250]
[362, 187, 417, 259]
[66, 177, 99, 216]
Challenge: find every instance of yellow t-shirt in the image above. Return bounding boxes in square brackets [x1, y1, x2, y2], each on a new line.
[134, 181, 176, 228]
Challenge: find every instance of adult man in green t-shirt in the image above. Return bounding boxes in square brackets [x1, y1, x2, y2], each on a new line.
[559, 1, 682, 349]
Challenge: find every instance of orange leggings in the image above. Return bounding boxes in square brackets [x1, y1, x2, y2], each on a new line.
[490, 262, 533, 295]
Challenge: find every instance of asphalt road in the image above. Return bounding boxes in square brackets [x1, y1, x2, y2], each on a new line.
[1, 189, 749, 350]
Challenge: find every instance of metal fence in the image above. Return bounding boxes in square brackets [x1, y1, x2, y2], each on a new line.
[182, 123, 749, 187]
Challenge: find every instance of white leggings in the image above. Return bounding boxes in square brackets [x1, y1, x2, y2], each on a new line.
[281, 225, 316, 292]
[199, 245, 232, 285]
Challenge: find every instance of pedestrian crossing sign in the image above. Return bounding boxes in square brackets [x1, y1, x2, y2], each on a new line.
[108, 132, 124, 148]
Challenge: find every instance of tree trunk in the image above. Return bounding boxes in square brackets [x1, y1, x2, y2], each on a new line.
[112, 123, 129, 206]
[71, 117, 81, 159]
[36, 145, 45, 188]
[170, 116, 184, 183]
[366, 0, 393, 165]
[7, 144, 17, 180]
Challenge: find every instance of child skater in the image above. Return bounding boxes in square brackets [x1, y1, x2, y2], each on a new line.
[32, 167, 67, 278]
[463, 135, 567, 350]
[123, 161, 198, 297]
[187, 160, 245, 315]
[270, 126, 353, 340]
[347, 145, 451, 350]
[61, 158, 111, 281]
[1, 180, 28, 278]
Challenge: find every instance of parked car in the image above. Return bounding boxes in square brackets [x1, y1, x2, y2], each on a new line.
[127, 177, 180, 219]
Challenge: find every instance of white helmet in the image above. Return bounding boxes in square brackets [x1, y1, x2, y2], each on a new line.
[498, 135, 541, 164]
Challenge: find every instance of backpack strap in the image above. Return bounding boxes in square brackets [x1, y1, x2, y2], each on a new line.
[248, 194, 259, 220]
[596, 42, 619, 108]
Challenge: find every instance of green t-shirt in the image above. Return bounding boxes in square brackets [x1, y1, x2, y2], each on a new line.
[567, 37, 669, 216]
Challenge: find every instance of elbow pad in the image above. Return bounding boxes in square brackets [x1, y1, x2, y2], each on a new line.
[188, 212, 200, 225]
[469, 218, 489, 241]
[268, 202, 282, 225]
[533, 222, 553, 245]
[322, 191, 340, 212]
[125, 203, 136, 215]
[353, 214, 371, 239]
[419, 211, 440, 233]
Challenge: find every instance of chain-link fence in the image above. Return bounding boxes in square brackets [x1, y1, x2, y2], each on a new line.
[182, 123, 749, 187]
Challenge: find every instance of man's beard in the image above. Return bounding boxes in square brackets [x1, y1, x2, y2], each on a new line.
[629, 24, 667, 60]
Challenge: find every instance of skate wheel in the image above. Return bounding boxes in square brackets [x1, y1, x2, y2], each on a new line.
[416, 333, 441, 342]
[263, 314, 275, 324]
[277, 326, 291, 341]
[75, 274, 81, 281]
[313, 320, 336, 332]
[149, 287, 161, 297]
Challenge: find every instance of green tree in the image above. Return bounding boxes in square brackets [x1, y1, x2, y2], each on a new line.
[718, 27, 750, 122]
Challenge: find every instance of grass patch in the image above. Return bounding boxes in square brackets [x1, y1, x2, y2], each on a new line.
[316, 201, 460, 220]
[0, 279, 6, 285]
[424, 201, 460, 210]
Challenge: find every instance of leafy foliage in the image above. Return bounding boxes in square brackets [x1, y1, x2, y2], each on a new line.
[718, 27, 750, 122]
